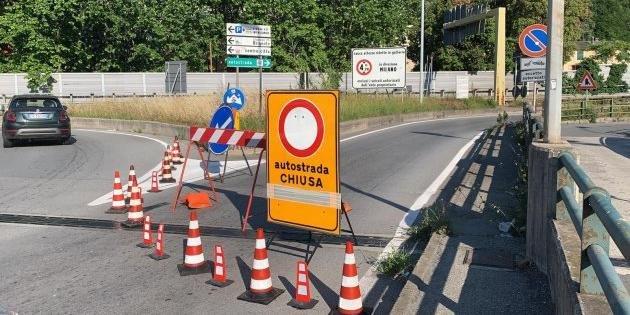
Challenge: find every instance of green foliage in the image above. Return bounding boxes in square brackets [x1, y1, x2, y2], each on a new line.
[406, 202, 450, 242]
[375, 249, 412, 277]
[604, 64, 629, 93]
[590, 40, 630, 63]
[592, 0, 630, 41]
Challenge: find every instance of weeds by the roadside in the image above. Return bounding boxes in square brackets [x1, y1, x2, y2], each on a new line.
[67, 94, 497, 131]
[375, 248, 412, 277]
[406, 202, 451, 242]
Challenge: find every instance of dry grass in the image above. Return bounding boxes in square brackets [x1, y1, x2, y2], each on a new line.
[67, 94, 496, 132]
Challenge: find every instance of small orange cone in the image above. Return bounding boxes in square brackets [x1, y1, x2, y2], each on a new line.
[160, 151, 176, 183]
[206, 245, 234, 287]
[149, 223, 170, 260]
[106, 170, 127, 214]
[137, 215, 154, 248]
[177, 210, 211, 276]
[126, 165, 137, 198]
[122, 178, 144, 227]
[237, 228, 284, 304]
[149, 171, 161, 193]
[288, 261, 318, 309]
[332, 241, 370, 315]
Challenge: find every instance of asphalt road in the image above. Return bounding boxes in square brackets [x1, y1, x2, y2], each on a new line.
[0, 116, 499, 313]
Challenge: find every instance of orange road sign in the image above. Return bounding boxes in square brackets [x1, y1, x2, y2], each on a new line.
[266, 91, 340, 235]
[578, 71, 597, 91]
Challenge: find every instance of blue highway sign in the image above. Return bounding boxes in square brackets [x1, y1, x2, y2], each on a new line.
[223, 88, 246, 110]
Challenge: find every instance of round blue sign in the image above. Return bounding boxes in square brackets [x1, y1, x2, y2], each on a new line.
[208, 105, 235, 155]
[518, 24, 548, 58]
[223, 88, 246, 110]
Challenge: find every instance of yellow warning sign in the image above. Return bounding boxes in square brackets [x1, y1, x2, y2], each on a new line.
[266, 91, 340, 235]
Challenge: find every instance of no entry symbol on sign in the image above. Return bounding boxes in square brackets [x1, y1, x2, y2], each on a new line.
[356, 59, 372, 76]
[278, 99, 324, 158]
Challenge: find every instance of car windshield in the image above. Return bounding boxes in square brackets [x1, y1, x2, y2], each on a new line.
[11, 98, 61, 109]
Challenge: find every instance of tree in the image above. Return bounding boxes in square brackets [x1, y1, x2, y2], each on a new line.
[592, 0, 630, 41]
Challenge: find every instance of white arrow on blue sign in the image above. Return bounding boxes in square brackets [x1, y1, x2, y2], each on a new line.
[223, 88, 246, 110]
[208, 105, 235, 155]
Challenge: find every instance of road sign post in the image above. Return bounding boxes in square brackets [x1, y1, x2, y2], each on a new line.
[266, 91, 341, 235]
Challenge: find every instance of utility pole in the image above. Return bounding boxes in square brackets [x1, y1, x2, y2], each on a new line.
[419, 0, 425, 103]
[544, 0, 564, 143]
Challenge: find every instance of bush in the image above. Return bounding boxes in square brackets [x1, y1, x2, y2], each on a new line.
[406, 202, 450, 242]
[375, 249, 412, 277]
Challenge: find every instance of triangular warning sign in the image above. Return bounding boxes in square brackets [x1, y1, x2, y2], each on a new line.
[578, 71, 597, 91]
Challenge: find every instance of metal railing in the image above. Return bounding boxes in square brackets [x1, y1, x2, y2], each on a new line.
[557, 152, 630, 314]
[562, 96, 630, 121]
[522, 102, 543, 142]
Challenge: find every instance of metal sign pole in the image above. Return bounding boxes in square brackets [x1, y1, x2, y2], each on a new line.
[236, 56, 240, 88]
[259, 55, 263, 113]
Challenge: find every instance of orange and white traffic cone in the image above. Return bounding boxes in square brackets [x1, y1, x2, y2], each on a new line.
[288, 261, 318, 309]
[332, 241, 369, 315]
[237, 228, 284, 304]
[172, 140, 183, 165]
[167, 145, 177, 171]
[149, 171, 161, 193]
[177, 210, 211, 276]
[149, 223, 170, 260]
[206, 245, 234, 287]
[122, 178, 144, 227]
[136, 215, 154, 248]
[126, 165, 137, 199]
[106, 170, 127, 214]
[160, 151, 176, 183]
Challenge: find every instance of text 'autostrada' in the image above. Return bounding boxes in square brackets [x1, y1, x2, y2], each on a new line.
[274, 161, 329, 188]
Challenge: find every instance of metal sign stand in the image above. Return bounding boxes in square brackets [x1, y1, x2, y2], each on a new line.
[170, 141, 219, 213]
[206, 146, 253, 183]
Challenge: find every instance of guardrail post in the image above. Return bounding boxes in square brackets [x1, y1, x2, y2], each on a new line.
[90, 93, 94, 102]
[580, 188, 610, 295]
[69, 93, 73, 103]
[609, 99, 613, 118]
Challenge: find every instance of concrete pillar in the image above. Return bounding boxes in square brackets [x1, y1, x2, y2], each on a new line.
[527, 141, 574, 273]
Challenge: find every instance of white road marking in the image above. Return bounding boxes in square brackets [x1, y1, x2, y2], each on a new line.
[358, 130, 485, 299]
[75, 129, 168, 147]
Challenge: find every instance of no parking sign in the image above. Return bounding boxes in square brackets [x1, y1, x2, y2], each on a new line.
[266, 91, 340, 235]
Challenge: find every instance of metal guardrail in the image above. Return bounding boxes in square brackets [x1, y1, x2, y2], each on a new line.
[562, 96, 630, 121]
[522, 102, 543, 142]
[557, 152, 630, 314]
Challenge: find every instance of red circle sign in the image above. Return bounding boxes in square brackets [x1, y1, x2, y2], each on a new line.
[278, 99, 324, 158]
[356, 59, 372, 76]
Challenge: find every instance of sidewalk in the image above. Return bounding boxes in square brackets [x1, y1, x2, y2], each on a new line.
[392, 124, 552, 314]
[565, 124, 630, 273]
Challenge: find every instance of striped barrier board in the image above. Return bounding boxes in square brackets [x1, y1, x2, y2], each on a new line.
[189, 127, 266, 148]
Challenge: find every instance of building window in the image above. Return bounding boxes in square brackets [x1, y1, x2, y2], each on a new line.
[577, 50, 584, 60]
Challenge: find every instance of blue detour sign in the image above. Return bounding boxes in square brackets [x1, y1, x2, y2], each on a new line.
[208, 105, 235, 154]
[518, 24, 548, 58]
[223, 88, 246, 110]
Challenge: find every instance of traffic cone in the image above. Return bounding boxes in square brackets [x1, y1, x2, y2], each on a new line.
[331, 241, 370, 315]
[206, 245, 234, 287]
[177, 210, 211, 276]
[126, 165, 137, 199]
[167, 145, 176, 171]
[122, 178, 144, 227]
[288, 261, 318, 309]
[136, 215, 154, 248]
[237, 228, 284, 304]
[172, 140, 183, 165]
[149, 223, 170, 260]
[160, 151, 176, 183]
[106, 170, 127, 214]
[149, 171, 161, 193]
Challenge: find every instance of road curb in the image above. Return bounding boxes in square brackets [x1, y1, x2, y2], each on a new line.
[70, 107, 516, 139]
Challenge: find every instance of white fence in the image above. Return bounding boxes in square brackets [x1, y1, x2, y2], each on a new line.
[0, 71, 516, 98]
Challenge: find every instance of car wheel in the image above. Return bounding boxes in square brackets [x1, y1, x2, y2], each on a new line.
[3, 137, 13, 148]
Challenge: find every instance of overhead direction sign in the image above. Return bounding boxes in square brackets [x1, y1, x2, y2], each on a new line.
[227, 36, 271, 47]
[351, 47, 407, 89]
[226, 23, 271, 38]
[518, 24, 548, 58]
[227, 46, 271, 56]
[578, 71, 597, 91]
[266, 91, 340, 235]
[208, 105, 235, 155]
